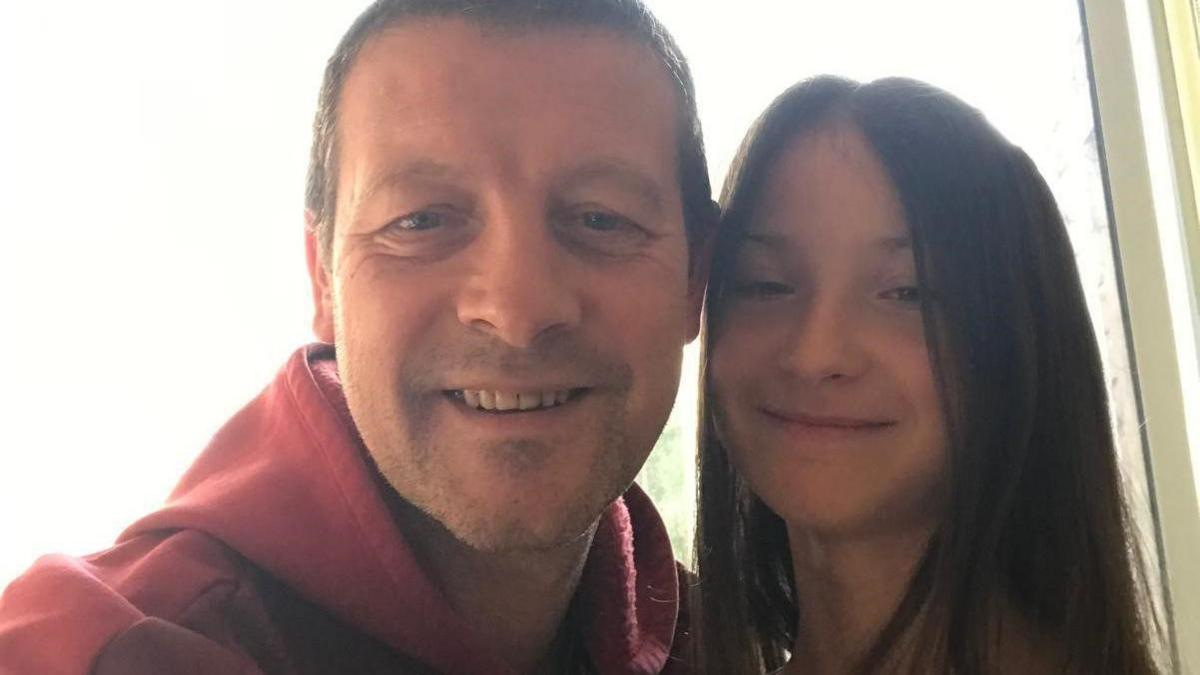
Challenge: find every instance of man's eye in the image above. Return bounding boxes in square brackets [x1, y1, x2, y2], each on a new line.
[879, 286, 922, 304]
[731, 280, 793, 300]
[553, 207, 652, 258]
[388, 210, 446, 232]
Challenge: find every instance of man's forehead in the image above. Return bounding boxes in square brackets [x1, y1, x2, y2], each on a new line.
[344, 17, 676, 111]
[334, 17, 682, 182]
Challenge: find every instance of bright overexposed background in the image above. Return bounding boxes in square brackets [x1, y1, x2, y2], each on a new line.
[0, 0, 1148, 593]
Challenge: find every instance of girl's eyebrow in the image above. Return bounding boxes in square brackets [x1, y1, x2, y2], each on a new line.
[739, 230, 789, 247]
[878, 234, 912, 252]
[739, 232, 911, 251]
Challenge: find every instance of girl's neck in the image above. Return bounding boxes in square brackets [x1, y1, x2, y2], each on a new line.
[783, 521, 935, 675]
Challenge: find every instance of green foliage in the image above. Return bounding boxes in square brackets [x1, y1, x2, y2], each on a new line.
[635, 421, 696, 568]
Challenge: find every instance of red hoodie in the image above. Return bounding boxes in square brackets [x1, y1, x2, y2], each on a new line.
[0, 345, 689, 675]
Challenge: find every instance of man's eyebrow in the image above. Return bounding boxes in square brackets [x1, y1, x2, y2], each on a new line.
[555, 158, 665, 213]
[358, 159, 465, 205]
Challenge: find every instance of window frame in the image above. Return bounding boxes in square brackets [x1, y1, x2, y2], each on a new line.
[1080, 0, 1200, 670]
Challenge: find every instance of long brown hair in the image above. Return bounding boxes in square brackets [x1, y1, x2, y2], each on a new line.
[693, 76, 1165, 674]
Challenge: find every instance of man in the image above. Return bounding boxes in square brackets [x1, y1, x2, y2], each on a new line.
[0, 1, 713, 673]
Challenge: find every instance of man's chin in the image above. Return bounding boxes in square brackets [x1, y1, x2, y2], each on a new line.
[437, 477, 621, 553]
[372, 439, 633, 552]
[377, 476, 600, 554]
[445, 508, 603, 554]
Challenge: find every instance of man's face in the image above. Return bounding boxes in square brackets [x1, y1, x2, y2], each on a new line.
[307, 19, 702, 552]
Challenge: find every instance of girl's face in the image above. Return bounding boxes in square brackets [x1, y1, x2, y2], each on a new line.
[711, 126, 947, 538]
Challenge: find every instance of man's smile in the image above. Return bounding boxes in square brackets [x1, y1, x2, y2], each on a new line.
[444, 387, 590, 413]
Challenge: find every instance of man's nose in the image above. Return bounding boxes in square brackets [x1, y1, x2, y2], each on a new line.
[455, 207, 582, 349]
[779, 294, 868, 383]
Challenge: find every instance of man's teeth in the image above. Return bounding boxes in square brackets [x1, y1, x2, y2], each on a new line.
[459, 389, 572, 411]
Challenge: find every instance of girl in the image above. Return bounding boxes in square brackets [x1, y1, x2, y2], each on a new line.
[694, 76, 1163, 674]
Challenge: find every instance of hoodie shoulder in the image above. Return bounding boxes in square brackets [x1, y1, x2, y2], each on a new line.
[0, 528, 251, 675]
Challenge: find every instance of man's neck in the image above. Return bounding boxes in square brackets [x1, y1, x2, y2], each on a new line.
[392, 499, 598, 674]
[783, 521, 935, 675]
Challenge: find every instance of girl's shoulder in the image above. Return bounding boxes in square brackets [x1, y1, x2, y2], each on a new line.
[989, 601, 1067, 675]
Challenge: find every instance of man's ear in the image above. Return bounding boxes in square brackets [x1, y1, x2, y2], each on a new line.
[305, 210, 336, 344]
[684, 200, 719, 343]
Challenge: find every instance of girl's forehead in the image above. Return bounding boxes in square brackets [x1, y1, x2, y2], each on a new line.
[748, 128, 909, 244]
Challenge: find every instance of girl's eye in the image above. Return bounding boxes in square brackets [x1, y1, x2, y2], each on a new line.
[731, 280, 794, 300]
[879, 285, 922, 304]
[578, 211, 630, 232]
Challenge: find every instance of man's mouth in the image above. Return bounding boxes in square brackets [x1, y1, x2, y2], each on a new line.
[444, 388, 586, 413]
